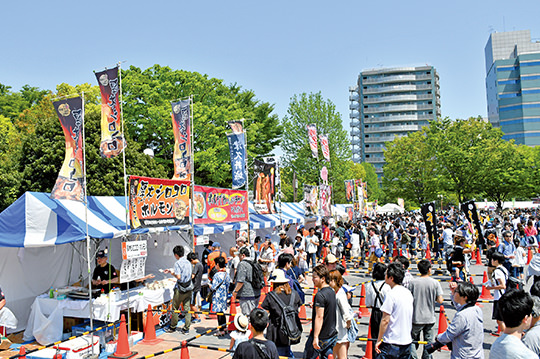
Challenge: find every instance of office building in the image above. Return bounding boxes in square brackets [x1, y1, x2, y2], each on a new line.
[349, 65, 441, 180]
[485, 30, 540, 145]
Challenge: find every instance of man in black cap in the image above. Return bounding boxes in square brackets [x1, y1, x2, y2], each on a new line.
[92, 250, 119, 293]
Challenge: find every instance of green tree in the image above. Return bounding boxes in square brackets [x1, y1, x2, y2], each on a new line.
[121, 65, 282, 187]
[281, 92, 352, 203]
[0, 115, 21, 210]
[360, 162, 384, 203]
[427, 117, 503, 203]
[383, 129, 438, 206]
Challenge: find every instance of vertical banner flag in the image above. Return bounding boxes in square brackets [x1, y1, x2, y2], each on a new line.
[345, 180, 355, 203]
[50, 96, 85, 201]
[320, 184, 332, 217]
[420, 202, 438, 248]
[320, 166, 328, 184]
[319, 134, 330, 162]
[307, 124, 318, 158]
[227, 132, 247, 189]
[460, 200, 485, 244]
[128, 175, 190, 228]
[171, 99, 191, 180]
[304, 184, 319, 217]
[95, 66, 125, 158]
[253, 159, 276, 214]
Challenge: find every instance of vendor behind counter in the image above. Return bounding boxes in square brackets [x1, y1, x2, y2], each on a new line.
[92, 250, 119, 294]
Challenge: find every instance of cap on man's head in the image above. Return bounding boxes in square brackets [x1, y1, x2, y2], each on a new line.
[265, 234, 271, 240]
[97, 250, 107, 258]
[279, 230, 287, 236]
[213, 242, 221, 248]
[237, 236, 246, 243]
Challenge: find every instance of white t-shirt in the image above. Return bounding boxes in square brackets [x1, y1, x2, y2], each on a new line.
[306, 235, 319, 254]
[492, 266, 507, 300]
[380, 285, 413, 345]
[351, 233, 360, 250]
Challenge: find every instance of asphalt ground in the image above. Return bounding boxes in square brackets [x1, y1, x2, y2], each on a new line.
[124, 255, 517, 359]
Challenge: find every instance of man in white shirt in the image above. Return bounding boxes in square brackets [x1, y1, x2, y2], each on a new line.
[375, 262, 414, 358]
[306, 227, 319, 270]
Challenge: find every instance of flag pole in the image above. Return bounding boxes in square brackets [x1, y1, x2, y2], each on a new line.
[243, 121, 251, 243]
[80, 91, 95, 334]
[118, 61, 132, 334]
[278, 157, 283, 228]
[189, 95, 195, 250]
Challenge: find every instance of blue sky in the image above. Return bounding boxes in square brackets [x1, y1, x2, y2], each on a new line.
[2, 0, 540, 133]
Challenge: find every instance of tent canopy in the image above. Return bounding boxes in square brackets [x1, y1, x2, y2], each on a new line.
[0, 192, 308, 248]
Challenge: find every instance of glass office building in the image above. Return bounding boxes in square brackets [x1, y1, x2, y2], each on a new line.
[485, 30, 540, 145]
[349, 66, 441, 180]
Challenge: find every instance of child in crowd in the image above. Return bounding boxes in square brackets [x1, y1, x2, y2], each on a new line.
[511, 237, 527, 281]
[232, 309, 279, 359]
[229, 314, 251, 353]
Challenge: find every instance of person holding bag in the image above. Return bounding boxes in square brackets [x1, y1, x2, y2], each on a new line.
[365, 262, 391, 352]
[328, 270, 356, 359]
[210, 256, 230, 336]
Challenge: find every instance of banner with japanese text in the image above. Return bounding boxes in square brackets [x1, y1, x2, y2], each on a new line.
[128, 175, 190, 228]
[319, 134, 330, 162]
[50, 96, 85, 201]
[320, 184, 332, 217]
[95, 66, 125, 158]
[119, 240, 148, 283]
[460, 200, 484, 244]
[307, 124, 318, 158]
[304, 184, 319, 217]
[171, 99, 191, 180]
[345, 180, 355, 203]
[253, 159, 277, 214]
[421, 202, 438, 247]
[227, 132, 247, 189]
[193, 185, 248, 224]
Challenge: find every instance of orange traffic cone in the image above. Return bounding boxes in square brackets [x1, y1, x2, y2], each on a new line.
[471, 248, 477, 262]
[475, 249, 482, 265]
[362, 322, 373, 359]
[527, 248, 533, 265]
[109, 314, 137, 359]
[299, 304, 309, 323]
[425, 243, 432, 260]
[208, 303, 217, 319]
[18, 347, 26, 359]
[393, 247, 399, 258]
[342, 259, 348, 276]
[437, 306, 450, 351]
[228, 301, 238, 332]
[258, 292, 266, 308]
[180, 340, 190, 359]
[328, 354, 334, 359]
[358, 283, 370, 317]
[140, 305, 163, 345]
[480, 271, 494, 300]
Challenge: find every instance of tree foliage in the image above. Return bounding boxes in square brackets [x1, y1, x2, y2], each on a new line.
[281, 92, 352, 203]
[121, 65, 282, 187]
[383, 116, 540, 210]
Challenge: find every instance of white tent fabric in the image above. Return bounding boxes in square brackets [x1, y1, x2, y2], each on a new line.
[376, 203, 404, 214]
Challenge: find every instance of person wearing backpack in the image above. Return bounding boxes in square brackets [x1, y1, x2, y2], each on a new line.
[232, 308, 279, 359]
[486, 251, 508, 335]
[261, 269, 302, 358]
[365, 262, 391, 348]
[232, 247, 263, 316]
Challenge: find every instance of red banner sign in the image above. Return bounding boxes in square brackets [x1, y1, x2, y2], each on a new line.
[129, 176, 190, 228]
[193, 185, 248, 224]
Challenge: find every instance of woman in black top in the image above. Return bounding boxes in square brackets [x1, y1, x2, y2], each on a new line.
[261, 269, 302, 358]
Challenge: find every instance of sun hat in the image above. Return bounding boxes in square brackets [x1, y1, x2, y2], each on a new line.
[326, 253, 338, 264]
[269, 269, 289, 284]
[234, 313, 249, 332]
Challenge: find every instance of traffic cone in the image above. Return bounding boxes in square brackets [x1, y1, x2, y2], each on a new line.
[480, 271, 494, 300]
[180, 340, 190, 359]
[475, 249, 482, 265]
[426, 243, 432, 260]
[527, 248, 533, 265]
[109, 314, 137, 359]
[299, 304, 308, 323]
[358, 283, 370, 317]
[18, 347, 26, 359]
[393, 247, 399, 258]
[471, 248, 477, 262]
[258, 292, 266, 308]
[228, 301, 238, 332]
[140, 305, 163, 345]
[328, 354, 334, 359]
[362, 322, 372, 359]
[437, 306, 450, 351]
[208, 303, 217, 319]
[342, 259, 348, 276]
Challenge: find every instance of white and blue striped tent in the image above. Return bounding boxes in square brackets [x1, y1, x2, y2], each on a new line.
[0, 192, 310, 247]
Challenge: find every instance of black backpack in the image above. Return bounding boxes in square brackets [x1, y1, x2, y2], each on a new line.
[268, 292, 302, 344]
[495, 267, 524, 293]
[246, 259, 265, 290]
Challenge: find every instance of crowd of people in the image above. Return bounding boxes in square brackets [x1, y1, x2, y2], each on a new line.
[161, 209, 540, 359]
